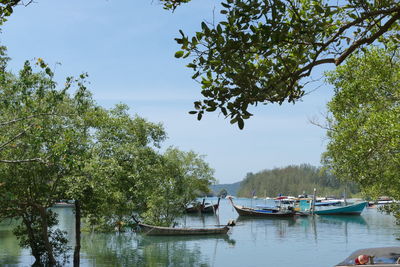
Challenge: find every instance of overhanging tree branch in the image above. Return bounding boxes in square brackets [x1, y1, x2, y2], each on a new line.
[174, 0, 400, 128]
[0, 124, 34, 152]
[0, 158, 46, 164]
[336, 11, 400, 65]
[0, 113, 57, 127]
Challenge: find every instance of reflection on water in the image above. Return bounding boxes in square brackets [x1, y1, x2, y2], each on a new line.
[0, 198, 399, 267]
[317, 215, 368, 226]
[0, 220, 23, 266]
[236, 216, 297, 239]
[140, 234, 236, 247]
[81, 232, 225, 267]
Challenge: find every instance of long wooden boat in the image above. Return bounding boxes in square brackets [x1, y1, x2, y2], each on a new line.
[227, 197, 295, 217]
[314, 201, 368, 215]
[185, 203, 202, 213]
[137, 222, 230, 236]
[335, 247, 400, 266]
[185, 198, 221, 214]
[201, 198, 221, 213]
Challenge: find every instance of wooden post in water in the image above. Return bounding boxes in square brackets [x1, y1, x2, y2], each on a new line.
[74, 200, 81, 267]
[311, 188, 317, 215]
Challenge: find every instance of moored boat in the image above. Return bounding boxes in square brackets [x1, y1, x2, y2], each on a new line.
[314, 201, 368, 215]
[201, 197, 221, 213]
[52, 201, 75, 208]
[335, 247, 400, 266]
[314, 200, 342, 206]
[185, 202, 202, 213]
[227, 196, 296, 217]
[137, 222, 230, 236]
[185, 198, 221, 214]
[368, 196, 396, 207]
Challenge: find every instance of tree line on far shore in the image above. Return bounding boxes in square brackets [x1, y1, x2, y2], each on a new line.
[236, 164, 359, 198]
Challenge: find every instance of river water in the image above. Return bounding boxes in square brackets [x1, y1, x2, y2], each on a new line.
[0, 197, 399, 267]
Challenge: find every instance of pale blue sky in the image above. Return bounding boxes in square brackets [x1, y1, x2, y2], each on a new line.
[1, 0, 334, 184]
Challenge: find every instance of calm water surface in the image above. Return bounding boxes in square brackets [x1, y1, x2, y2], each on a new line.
[0, 198, 399, 267]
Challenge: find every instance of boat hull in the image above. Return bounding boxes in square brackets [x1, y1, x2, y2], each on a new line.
[185, 198, 220, 214]
[314, 201, 368, 215]
[185, 206, 201, 213]
[138, 223, 230, 236]
[233, 205, 295, 217]
[201, 203, 219, 213]
[335, 247, 400, 266]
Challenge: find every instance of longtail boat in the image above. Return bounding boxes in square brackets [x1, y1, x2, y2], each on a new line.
[201, 197, 221, 213]
[335, 247, 400, 266]
[185, 198, 221, 214]
[137, 222, 230, 236]
[314, 201, 368, 215]
[185, 202, 202, 213]
[227, 197, 296, 217]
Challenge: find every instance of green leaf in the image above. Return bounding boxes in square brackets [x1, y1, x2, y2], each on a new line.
[221, 2, 231, 8]
[201, 22, 208, 31]
[237, 117, 244, 129]
[314, 4, 324, 13]
[221, 107, 228, 116]
[174, 51, 184, 58]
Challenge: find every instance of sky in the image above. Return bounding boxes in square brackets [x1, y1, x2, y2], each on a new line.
[1, 0, 335, 184]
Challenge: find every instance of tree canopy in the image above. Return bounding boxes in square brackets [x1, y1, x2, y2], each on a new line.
[0, 53, 94, 265]
[0, 49, 216, 265]
[0, 1, 32, 25]
[2, 1, 399, 129]
[171, 0, 400, 128]
[237, 164, 358, 198]
[323, 47, 400, 200]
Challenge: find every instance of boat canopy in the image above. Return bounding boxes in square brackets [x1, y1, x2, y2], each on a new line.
[336, 247, 400, 266]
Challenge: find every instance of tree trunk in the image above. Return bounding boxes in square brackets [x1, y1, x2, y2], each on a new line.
[37, 205, 57, 265]
[73, 200, 81, 267]
[22, 214, 41, 264]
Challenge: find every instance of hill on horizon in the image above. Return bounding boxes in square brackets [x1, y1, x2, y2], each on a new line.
[237, 164, 359, 198]
[210, 181, 241, 196]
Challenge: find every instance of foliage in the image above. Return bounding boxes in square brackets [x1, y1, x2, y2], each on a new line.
[64, 107, 215, 229]
[13, 210, 69, 265]
[0, 49, 217, 265]
[142, 148, 215, 226]
[172, 0, 400, 128]
[0, 53, 93, 264]
[323, 47, 400, 201]
[160, 0, 191, 10]
[75, 104, 168, 230]
[0, 1, 33, 25]
[237, 164, 358, 198]
[380, 203, 400, 225]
